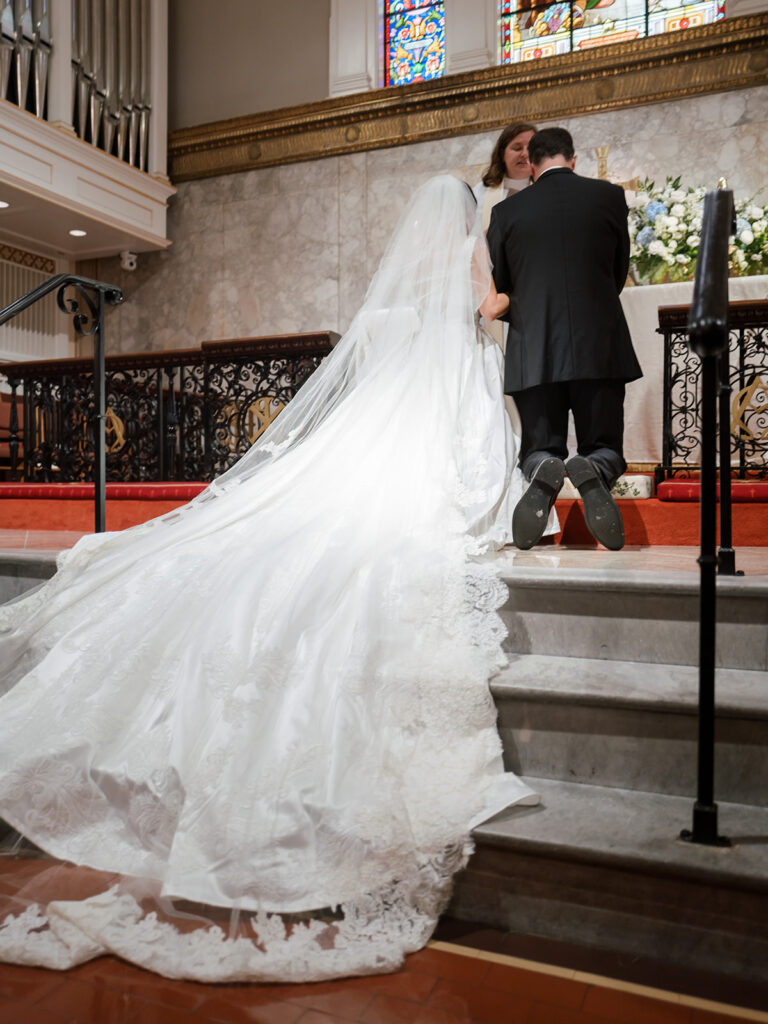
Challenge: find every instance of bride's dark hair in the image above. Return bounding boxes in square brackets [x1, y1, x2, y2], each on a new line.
[481, 121, 537, 188]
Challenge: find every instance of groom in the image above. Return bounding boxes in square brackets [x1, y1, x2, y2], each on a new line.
[487, 127, 642, 550]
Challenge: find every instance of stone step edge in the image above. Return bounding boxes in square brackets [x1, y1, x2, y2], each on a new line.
[474, 777, 768, 896]
[495, 564, 768, 598]
[490, 655, 768, 720]
[0, 550, 60, 567]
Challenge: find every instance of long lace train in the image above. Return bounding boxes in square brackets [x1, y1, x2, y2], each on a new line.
[0, 175, 537, 981]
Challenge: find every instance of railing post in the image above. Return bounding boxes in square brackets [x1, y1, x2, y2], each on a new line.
[165, 364, 178, 480]
[157, 365, 165, 480]
[202, 355, 212, 480]
[717, 344, 740, 576]
[93, 290, 106, 533]
[8, 378, 20, 480]
[680, 187, 734, 849]
[660, 326, 673, 482]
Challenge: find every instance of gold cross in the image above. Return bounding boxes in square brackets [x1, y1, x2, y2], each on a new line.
[595, 145, 639, 191]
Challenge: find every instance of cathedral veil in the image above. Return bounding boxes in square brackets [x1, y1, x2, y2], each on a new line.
[0, 175, 536, 982]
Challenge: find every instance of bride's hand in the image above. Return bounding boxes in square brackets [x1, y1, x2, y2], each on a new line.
[479, 290, 510, 321]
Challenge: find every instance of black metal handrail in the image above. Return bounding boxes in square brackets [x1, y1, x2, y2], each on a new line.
[0, 275, 124, 532]
[680, 188, 735, 849]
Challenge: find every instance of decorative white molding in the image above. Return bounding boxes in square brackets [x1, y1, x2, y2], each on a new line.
[0, 100, 175, 252]
[329, 0, 380, 97]
[445, 0, 498, 74]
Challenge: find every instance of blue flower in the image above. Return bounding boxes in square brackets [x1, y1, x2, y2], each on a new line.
[736, 217, 751, 235]
[636, 226, 657, 247]
[644, 201, 668, 223]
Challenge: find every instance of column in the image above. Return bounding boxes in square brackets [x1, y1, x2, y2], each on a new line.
[329, 0, 379, 97]
[47, 0, 74, 131]
[148, 0, 167, 179]
[445, 0, 497, 75]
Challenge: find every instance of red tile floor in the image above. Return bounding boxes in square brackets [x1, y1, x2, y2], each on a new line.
[0, 923, 766, 1024]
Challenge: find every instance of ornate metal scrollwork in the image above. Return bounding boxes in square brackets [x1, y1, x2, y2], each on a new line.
[658, 304, 768, 480]
[56, 280, 123, 335]
[0, 333, 337, 484]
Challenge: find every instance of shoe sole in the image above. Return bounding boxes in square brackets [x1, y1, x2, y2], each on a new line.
[566, 456, 625, 550]
[513, 457, 565, 550]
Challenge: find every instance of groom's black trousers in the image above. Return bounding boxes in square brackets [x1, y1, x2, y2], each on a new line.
[512, 378, 627, 488]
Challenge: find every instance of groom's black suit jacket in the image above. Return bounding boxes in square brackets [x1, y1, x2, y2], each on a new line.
[487, 167, 642, 395]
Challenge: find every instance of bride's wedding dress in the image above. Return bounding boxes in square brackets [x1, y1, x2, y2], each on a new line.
[0, 175, 541, 982]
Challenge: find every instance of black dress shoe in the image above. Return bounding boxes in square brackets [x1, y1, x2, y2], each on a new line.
[565, 456, 625, 550]
[513, 457, 565, 550]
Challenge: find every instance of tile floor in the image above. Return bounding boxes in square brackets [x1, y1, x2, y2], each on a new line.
[0, 927, 766, 1024]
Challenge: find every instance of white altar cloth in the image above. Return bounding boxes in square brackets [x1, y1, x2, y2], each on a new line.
[617, 275, 768, 464]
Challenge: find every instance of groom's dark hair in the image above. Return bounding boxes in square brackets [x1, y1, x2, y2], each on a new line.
[529, 127, 574, 166]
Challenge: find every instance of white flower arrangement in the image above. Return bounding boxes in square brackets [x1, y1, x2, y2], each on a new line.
[627, 176, 768, 285]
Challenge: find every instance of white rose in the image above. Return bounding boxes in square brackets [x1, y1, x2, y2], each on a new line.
[676, 254, 690, 264]
[671, 189, 686, 202]
[752, 219, 766, 234]
[748, 205, 764, 221]
[692, 217, 703, 231]
[671, 203, 686, 217]
[687, 234, 700, 247]
[739, 229, 754, 245]
[648, 240, 667, 256]
[751, 254, 762, 261]
[735, 250, 747, 265]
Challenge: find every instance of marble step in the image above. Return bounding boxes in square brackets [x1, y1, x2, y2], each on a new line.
[0, 550, 58, 604]
[491, 654, 768, 803]
[452, 776, 768, 984]
[496, 558, 768, 671]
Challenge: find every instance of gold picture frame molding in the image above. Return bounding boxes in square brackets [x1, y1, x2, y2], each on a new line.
[169, 14, 768, 183]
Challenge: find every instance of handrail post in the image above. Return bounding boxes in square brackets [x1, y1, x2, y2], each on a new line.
[8, 379, 20, 480]
[165, 365, 178, 480]
[717, 345, 740, 576]
[680, 187, 734, 849]
[93, 290, 107, 533]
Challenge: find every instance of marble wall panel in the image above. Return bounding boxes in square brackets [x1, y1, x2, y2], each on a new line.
[99, 84, 768, 357]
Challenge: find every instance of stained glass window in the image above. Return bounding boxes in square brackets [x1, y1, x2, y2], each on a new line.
[385, 1, 446, 87]
[499, 0, 724, 65]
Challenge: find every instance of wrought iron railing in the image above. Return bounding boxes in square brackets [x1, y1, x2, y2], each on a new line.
[0, 273, 124, 531]
[656, 298, 768, 484]
[0, 332, 338, 486]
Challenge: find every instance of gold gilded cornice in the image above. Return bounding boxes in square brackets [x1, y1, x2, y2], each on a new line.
[169, 14, 768, 182]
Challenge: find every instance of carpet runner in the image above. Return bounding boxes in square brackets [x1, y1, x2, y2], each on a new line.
[0, 482, 765, 544]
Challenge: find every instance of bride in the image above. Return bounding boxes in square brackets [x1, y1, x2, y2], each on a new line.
[0, 175, 547, 983]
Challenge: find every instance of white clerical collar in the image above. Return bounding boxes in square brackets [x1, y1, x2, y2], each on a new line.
[503, 176, 530, 193]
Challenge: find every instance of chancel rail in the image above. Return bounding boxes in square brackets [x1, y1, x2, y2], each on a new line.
[0, 333, 338, 484]
[656, 299, 768, 483]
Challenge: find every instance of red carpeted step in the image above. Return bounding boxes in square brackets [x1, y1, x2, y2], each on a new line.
[553, 498, 767, 546]
[0, 482, 208, 532]
[1, 486, 766, 544]
[0, 482, 208, 500]
[657, 480, 768, 502]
